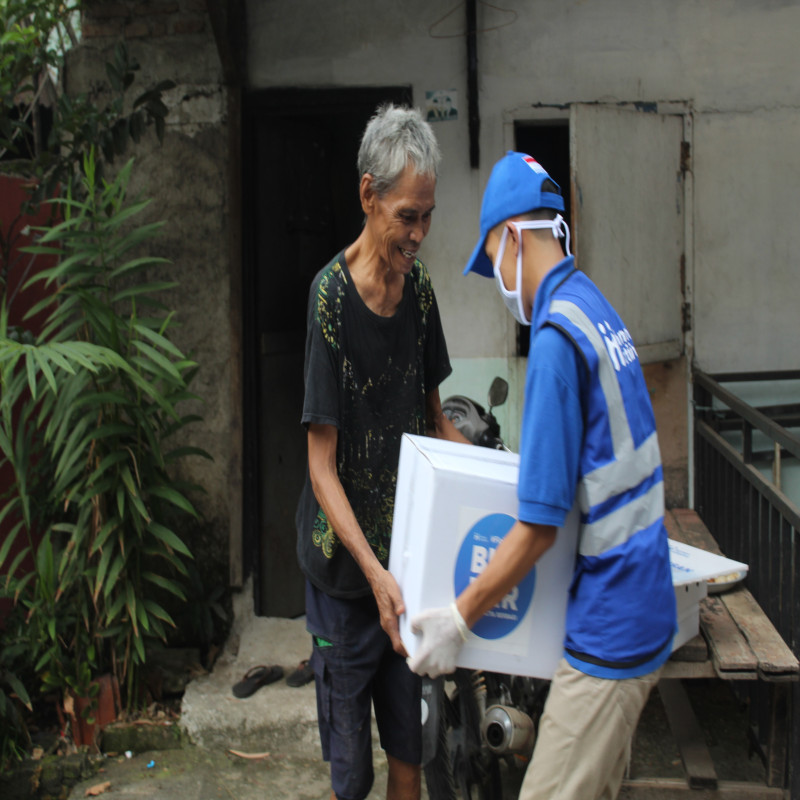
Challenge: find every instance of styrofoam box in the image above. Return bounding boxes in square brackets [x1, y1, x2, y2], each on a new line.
[389, 434, 750, 678]
[668, 539, 748, 586]
[672, 581, 707, 650]
[668, 540, 749, 650]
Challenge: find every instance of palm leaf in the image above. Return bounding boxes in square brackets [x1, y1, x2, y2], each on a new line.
[112, 281, 178, 304]
[0, 525, 27, 575]
[131, 339, 182, 380]
[105, 592, 126, 625]
[133, 323, 183, 359]
[146, 521, 192, 558]
[148, 485, 197, 517]
[141, 571, 186, 600]
[90, 517, 119, 558]
[142, 598, 175, 627]
[104, 553, 126, 600]
[108, 255, 171, 281]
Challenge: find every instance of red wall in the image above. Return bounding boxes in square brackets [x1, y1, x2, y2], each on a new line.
[0, 175, 58, 627]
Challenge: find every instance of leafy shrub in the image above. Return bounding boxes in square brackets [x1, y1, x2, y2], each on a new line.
[0, 150, 208, 721]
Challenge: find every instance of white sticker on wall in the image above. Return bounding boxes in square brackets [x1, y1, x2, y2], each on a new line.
[426, 89, 458, 122]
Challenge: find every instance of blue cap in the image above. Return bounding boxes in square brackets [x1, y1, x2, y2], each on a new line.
[463, 151, 565, 277]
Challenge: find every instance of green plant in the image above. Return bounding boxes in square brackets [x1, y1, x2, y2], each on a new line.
[1, 0, 174, 298]
[0, 149, 207, 713]
[180, 563, 229, 650]
[0, 640, 32, 769]
[1, 1, 173, 190]
[0, 1, 193, 755]
[0, 0, 81, 161]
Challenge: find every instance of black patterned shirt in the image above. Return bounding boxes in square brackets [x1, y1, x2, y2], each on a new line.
[295, 250, 452, 598]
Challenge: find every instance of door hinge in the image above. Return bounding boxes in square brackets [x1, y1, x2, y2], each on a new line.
[682, 301, 692, 333]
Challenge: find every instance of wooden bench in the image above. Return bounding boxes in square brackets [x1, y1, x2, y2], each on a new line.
[621, 509, 799, 798]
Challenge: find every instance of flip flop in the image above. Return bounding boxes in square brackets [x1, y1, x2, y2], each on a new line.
[286, 659, 314, 688]
[232, 665, 284, 698]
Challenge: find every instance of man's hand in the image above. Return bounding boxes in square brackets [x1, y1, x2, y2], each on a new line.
[370, 568, 409, 657]
[307, 425, 411, 657]
[407, 603, 468, 678]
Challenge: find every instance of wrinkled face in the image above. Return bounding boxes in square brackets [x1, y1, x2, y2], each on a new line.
[364, 164, 436, 274]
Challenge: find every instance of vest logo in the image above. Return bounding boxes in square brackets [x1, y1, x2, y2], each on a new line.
[453, 513, 537, 640]
[597, 320, 639, 372]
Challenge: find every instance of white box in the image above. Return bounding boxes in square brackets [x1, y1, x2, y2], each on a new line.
[389, 434, 578, 679]
[668, 539, 748, 585]
[389, 434, 750, 677]
[668, 540, 749, 650]
[672, 581, 707, 650]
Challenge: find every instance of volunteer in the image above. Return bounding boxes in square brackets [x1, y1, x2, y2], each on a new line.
[295, 104, 467, 800]
[409, 151, 677, 800]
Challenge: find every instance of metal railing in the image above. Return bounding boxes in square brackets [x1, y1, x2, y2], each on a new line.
[693, 369, 800, 793]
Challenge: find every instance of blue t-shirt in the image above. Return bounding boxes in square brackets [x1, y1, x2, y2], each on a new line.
[517, 259, 584, 527]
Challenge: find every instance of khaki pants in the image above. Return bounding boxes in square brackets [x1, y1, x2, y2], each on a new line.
[519, 658, 661, 800]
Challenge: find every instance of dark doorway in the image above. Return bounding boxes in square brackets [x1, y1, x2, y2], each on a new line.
[514, 121, 570, 357]
[242, 87, 412, 617]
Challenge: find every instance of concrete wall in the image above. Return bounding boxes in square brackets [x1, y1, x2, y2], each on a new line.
[67, 1, 235, 581]
[247, 0, 800, 504]
[62, 0, 799, 570]
[693, 109, 800, 372]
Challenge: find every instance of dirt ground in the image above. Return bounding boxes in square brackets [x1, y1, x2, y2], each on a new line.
[67, 748, 342, 800]
[0, 680, 765, 800]
[62, 678, 765, 800]
[630, 679, 765, 784]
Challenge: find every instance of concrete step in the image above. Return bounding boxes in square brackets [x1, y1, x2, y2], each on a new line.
[180, 585, 320, 758]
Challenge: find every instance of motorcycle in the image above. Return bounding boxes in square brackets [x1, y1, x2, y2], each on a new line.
[439, 376, 509, 452]
[421, 378, 550, 800]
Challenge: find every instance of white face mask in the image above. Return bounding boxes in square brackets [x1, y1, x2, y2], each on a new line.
[492, 215, 571, 326]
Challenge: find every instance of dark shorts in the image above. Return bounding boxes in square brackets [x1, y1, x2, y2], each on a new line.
[305, 580, 422, 800]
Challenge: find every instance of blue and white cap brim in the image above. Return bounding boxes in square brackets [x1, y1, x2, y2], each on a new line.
[464, 235, 493, 277]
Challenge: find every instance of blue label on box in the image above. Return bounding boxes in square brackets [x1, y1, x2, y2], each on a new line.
[453, 513, 537, 640]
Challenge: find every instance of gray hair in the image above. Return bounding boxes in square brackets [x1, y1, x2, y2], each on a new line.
[357, 104, 441, 196]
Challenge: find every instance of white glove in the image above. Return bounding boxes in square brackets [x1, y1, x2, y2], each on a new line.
[407, 602, 469, 678]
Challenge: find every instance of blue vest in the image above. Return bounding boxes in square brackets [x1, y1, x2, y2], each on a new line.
[541, 268, 677, 678]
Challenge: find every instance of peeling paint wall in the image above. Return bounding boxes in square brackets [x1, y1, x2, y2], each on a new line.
[246, 0, 800, 505]
[66, 2, 235, 581]
[63, 0, 799, 560]
[247, 0, 798, 372]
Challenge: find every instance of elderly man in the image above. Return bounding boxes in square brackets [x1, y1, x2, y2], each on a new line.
[295, 104, 466, 800]
[410, 152, 677, 800]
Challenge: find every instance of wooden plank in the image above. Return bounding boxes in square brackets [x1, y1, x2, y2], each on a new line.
[670, 633, 709, 663]
[658, 679, 718, 790]
[661, 660, 717, 680]
[619, 777, 786, 798]
[720, 589, 799, 680]
[666, 509, 797, 679]
[665, 636, 715, 678]
[766, 683, 791, 787]
[667, 508, 724, 554]
[663, 508, 682, 540]
[699, 595, 758, 679]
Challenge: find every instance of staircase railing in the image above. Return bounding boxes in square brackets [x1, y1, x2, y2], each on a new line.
[693, 369, 800, 793]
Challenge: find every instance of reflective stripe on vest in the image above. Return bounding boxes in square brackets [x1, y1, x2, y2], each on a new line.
[549, 298, 664, 558]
